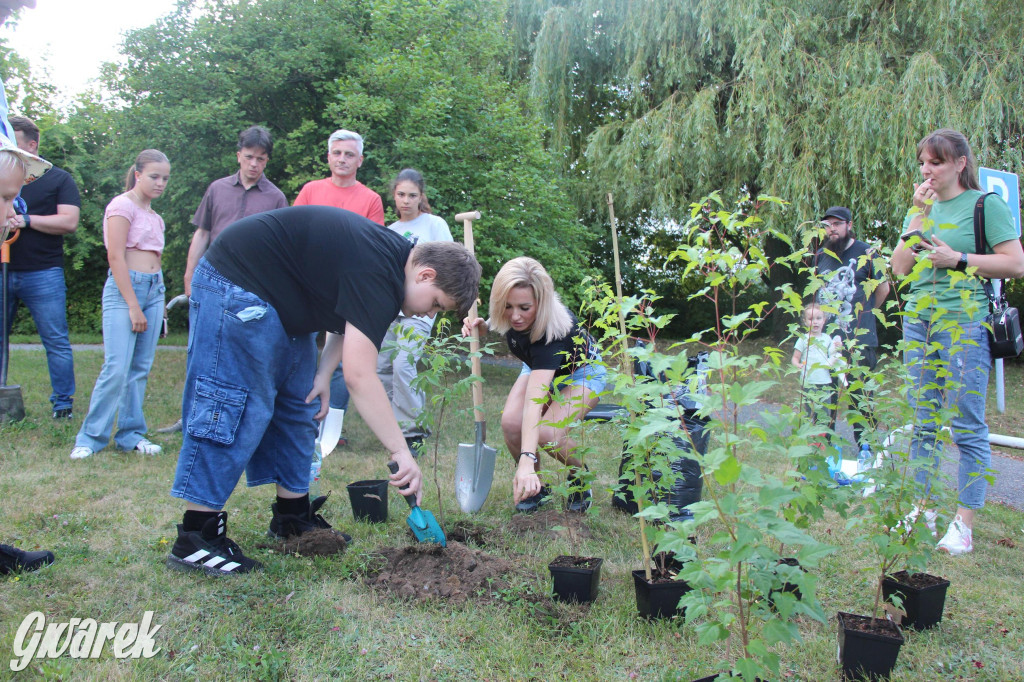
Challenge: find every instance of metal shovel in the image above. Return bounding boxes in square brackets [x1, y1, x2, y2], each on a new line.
[318, 407, 345, 458]
[387, 461, 447, 546]
[1, 226, 25, 423]
[453, 211, 497, 513]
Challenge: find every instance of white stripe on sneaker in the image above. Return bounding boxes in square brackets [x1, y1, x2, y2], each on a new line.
[179, 549, 241, 572]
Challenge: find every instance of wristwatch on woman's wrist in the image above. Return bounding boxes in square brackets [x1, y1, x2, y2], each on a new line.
[954, 252, 969, 272]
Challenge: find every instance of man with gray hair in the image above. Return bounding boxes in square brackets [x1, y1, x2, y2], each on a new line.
[293, 129, 384, 223]
[294, 130, 385, 444]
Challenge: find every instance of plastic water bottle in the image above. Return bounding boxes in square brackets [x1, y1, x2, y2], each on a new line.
[309, 442, 323, 497]
[857, 443, 872, 475]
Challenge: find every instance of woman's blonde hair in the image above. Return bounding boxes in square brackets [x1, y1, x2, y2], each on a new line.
[488, 256, 572, 344]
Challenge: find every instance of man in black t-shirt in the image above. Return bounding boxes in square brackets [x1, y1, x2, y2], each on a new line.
[5, 116, 80, 419]
[814, 206, 890, 447]
[167, 206, 480, 575]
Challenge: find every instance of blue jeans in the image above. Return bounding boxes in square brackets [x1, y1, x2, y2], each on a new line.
[75, 271, 165, 451]
[171, 260, 318, 510]
[1, 267, 75, 411]
[519, 361, 608, 395]
[904, 319, 991, 509]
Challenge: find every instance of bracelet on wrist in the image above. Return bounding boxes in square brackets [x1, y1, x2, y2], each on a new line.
[23, 214, 30, 228]
[519, 451, 538, 464]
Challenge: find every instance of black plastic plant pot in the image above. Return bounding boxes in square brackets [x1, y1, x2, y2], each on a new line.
[769, 557, 803, 610]
[346, 479, 389, 523]
[632, 569, 691, 619]
[837, 611, 905, 681]
[548, 556, 603, 603]
[882, 571, 950, 630]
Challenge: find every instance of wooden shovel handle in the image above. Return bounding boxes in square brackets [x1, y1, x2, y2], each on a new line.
[459, 211, 485, 422]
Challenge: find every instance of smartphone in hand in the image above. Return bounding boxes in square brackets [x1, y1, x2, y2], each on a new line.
[901, 230, 933, 253]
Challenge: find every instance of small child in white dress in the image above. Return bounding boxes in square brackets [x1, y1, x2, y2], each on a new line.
[792, 302, 844, 430]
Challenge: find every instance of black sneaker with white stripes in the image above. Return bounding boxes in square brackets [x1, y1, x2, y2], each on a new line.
[166, 512, 262, 576]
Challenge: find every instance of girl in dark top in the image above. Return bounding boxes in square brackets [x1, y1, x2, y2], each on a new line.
[463, 257, 605, 512]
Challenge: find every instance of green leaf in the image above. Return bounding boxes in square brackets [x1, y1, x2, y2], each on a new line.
[713, 455, 741, 485]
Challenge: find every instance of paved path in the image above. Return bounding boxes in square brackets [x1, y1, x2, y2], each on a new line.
[734, 403, 1024, 512]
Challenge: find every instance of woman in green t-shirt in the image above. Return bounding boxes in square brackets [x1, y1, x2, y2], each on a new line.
[890, 128, 1024, 556]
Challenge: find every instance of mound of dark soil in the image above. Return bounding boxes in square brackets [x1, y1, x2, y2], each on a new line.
[365, 540, 522, 604]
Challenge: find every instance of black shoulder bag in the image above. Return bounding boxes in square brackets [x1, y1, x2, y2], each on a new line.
[973, 193, 1024, 359]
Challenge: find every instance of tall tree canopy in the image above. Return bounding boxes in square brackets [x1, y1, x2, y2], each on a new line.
[531, 0, 1024, 224]
[33, 0, 592, 332]
[527, 0, 1024, 328]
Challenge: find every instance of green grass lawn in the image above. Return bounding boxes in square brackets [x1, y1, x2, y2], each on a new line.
[2, 346, 1024, 680]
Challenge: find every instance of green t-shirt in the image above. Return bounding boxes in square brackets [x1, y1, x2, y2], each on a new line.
[902, 190, 1018, 323]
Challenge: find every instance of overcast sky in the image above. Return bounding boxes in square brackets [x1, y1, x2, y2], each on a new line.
[3, 0, 179, 101]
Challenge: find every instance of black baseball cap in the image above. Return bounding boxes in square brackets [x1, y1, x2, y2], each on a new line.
[821, 206, 852, 223]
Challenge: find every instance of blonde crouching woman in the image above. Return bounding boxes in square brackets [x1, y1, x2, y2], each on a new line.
[463, 257, 605, 513]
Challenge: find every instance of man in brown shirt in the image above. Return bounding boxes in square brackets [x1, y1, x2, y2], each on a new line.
[162, 126, 288, 433]
[183, 126, 288, 296]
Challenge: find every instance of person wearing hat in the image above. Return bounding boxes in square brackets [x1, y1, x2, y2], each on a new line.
[812, 206, 890, 448]
[0, 0, 57, 576]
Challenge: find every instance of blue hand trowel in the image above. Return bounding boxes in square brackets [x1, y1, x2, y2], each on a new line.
[387, 461, 447, 547]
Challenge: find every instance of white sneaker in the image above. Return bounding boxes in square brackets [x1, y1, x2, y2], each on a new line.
[894, 506, 938, 538]
[937, 515, 973, 555]
[69, 446, 93, 460]
[134, 438, 162, 455]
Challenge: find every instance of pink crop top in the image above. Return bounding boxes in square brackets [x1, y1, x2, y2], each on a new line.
[102, 193, 165, 254]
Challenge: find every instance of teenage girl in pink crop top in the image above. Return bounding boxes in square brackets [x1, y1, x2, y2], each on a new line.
[71, 150, 171, 460]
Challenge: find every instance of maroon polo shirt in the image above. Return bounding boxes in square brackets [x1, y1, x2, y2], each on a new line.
[191, 172, 288, 241]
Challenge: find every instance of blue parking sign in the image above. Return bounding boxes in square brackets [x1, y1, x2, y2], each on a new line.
[979, 167, 1021, 237]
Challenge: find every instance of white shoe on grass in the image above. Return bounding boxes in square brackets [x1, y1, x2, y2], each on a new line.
[937, 515, 973, 555]
[69, 446, 93, 460]
[893, 505, 938, 538]
[134, 438, 162, 455]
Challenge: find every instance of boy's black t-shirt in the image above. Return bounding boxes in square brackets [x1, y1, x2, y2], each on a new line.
[504, 313, 599, 377]
[204, 205, 412, 345]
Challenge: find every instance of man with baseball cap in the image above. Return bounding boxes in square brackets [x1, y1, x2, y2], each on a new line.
[813, 206, 890, 448]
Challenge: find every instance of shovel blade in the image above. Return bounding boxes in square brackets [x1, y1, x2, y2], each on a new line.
[318, 408, 344, 457]
[406, 507, 447, 546]
[454, 439, 497, 513]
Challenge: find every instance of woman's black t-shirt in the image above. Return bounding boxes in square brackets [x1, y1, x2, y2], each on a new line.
[205, 205, 412, 347]
[504, 312, 599, 377]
